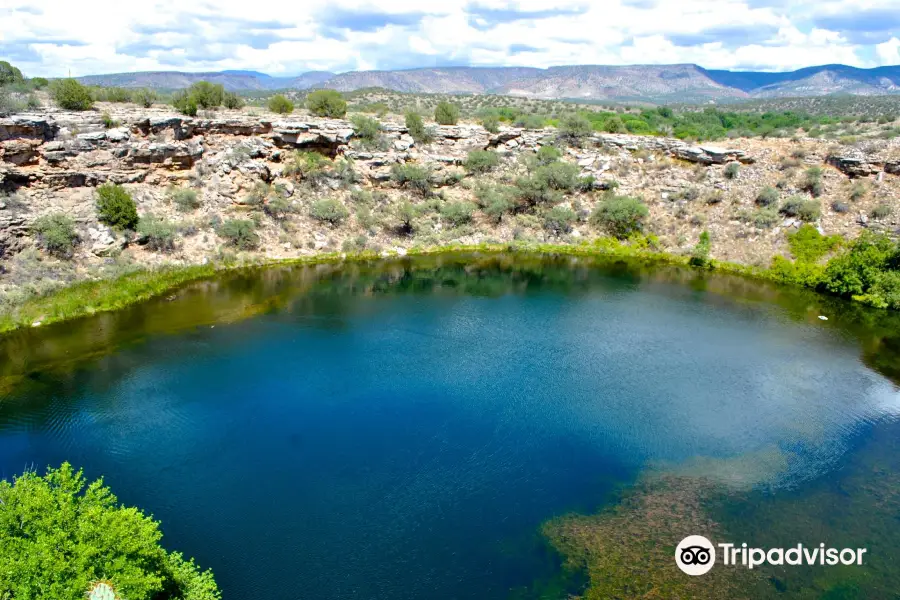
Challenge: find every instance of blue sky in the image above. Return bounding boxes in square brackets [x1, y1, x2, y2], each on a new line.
[1, 0, 899, 77]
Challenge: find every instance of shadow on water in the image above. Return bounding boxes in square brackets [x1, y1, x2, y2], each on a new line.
[2, 252, 900, 599]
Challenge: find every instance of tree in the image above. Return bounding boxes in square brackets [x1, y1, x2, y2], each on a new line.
[222, 92, 244, 109]
[434, 101, 460, 125]
[50, 79, 94, 110]
[306, 89, 347, 118]
[310, 198, 350, 225]
[0, 60, 24, 85]
[404, 111, 432, 143]
[30, 76, 49, 89]
[188, 81, 225, 109]
[96, 183, 139, 230]
[558, 113, 592, 146]
[463, 150, 500, 174]
[171, 90, 198, 116]
[0, 463, 220, 600]
[267, 94, 294, 114]
[590, 194, 649, 239]
[132, 88, 158, 108]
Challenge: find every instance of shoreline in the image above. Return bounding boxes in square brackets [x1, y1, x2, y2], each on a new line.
[0, 238, 851, 335]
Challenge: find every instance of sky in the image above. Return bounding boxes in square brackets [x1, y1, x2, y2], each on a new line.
[2, 0, 900, 77]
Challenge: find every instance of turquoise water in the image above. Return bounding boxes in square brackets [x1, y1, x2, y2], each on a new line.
[1, 256, 898, 598]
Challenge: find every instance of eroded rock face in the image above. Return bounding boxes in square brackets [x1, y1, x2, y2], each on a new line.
[0, 116, 59, 142]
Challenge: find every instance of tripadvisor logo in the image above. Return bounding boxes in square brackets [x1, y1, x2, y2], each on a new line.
[675, 535, 868, 576]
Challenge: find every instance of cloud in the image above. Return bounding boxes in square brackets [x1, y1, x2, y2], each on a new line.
[1, 0, 897, 78]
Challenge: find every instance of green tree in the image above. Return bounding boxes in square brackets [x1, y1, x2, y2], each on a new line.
[404, 111, 432, 143]
[822, 232, 900, 308]
[350, 114, 383, 147]
[188, 81, 225, 109]
[558, 113, 593, 146]
[306, 89, 347, 117]
[590, 194, 649, 239]
[310, 198, 350, 225]
[132, 88, 158, 108]
[391, 163, 432, 196]
[463, 150, 500, 174]
[30, 76, 49, 89]
[0, 463, 220, 600]
[0, 60, 24, 85]
[32, 213, 78, 258]
[689, 230, 712, 267]
[50, 79, 94, 110]
[96, 184, 138, 230]
[172, 90, 198, 116]
[434, 101, 460, 125]
[222, 92, 244, 109]
[267, 94, 294, 114]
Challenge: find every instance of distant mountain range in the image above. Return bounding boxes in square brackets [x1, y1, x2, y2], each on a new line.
[77, 63, 900, 103]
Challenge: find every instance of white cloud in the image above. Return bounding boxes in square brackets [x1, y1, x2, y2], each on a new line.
[0, 0, 894, 76]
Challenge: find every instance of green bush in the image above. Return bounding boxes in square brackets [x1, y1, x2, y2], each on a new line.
[441, 201, 476, 226]
[850, 181, 867, 201]
[137, 214, 176, 251]
[751, 207, 781, 228]
[306, 89, 347, 118]
[222, 92, 243, 109]
[724, 162, 740, 179]
[756, 186, 779, 207]
[802, 166, 824, 197]
[590, 194, 649, 239]
[0, 60, 24, 85]
[481, 114, 500, 133]
[515, 114, 548, 129]
[350, 114, 383, 147]
[434, 101, 460, 125]
[96, 183, 138, 230]
[689, 230, 712, 267]
[543, 205, 577, 234]
[557, 113, 592, 145]
[393, 201, 420, 234]
[535, 145, 562, 166]
[405, 111, 433, 143]
[822, 232, 900, 307]
[0, 463, 220, 600]
[267, 94, 294, 114]
[787, 224, 842, 263]
[264, 195, 293, 219]
[474, 183, 515, 223]
[50, 79, 93, 110]
[870, 202, 892, 219]
[32, 213, 78, 258]
[132, 88, 158, 108]
[219, 219, 259, 249]
[30, 76, 49, 89]
[516, 161, 582, 205]
[391, 163, 431, 195]
[172, 90, 198, 116]
[310, 198, 350, 225]
[282, 151, 331, 184]
[463, 150, 500, 174]
[101, 111, 119, 129]
[169, 187, 200, 212]
[188, 81, 224, 109]
[780, 195, 821, 221]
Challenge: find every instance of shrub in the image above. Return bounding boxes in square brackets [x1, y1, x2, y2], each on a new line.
[441, 201, 476, 226]
[95, 87, 132, 103]
[0, 463, 220, 600]
[705, 191, 724, 204]
[434, 101, 460, 125]
[137, 214, 176, 251]
[543, 205, 577, 234]
[350, 114, 383, 147]
[405, 111, 433, 143]
[756, 186, 779, 207]
[557, 113, 592, 145]
[264, 195, 293, 219]
[689, 230, 712, 267]
[750, 207, 780, 228]
[871, 202, 893, 219]
[822, 232, 900, 306]
[310, 198, 349, 225]
[535, 145, 562, 166]
[515, 113, 548, 129]
[172, 90, 198, 116]
[787, 224, 842, 263]
[188, 81, 224, 109]
[780, 195, 821, 221]
[474, 183, 515, 223]
[282, 151, 331, 184]
[832, 201, 850, 213]
[0, 60, 24, 85]
[334, 158, 360, 187]
[802, 166, 824, 197]
[463, 150, 500, 174]
[481, 114, 500, 133]
[169, 187, 200, 212]
[50, 79, 93, 110]
[132, 88, 158, 108]
[393, 201, 420, 234]
[590, 194, 649, 238]
[96, 183, 138, 229]
[724, 162, 740, 179]
[267, 94, 294, 114]
[391, 163, 431, 196]
[219, 219, 259, 249]
[101, 111, 119, 129]
[30, 76, 49, 89]
[306, 89, 347, 117]
[32, 213, 78, 258]
[222, 92, 243, 110]
[850, 181, 867, 201]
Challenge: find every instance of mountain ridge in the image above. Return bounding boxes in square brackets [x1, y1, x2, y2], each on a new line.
[76, 63, 900, 103]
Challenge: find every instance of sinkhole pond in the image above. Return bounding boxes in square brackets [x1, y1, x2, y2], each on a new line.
[2, 253, 900, 599]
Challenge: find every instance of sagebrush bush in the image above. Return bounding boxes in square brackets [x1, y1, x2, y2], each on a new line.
[169, 187, 200, 212]
[802, 167, 824, 197]
[264, 195, 293, 219]
[590, 194, 649, 238]
[222, 92, 244, 110]
[849, 181, 867, 201]
[543, 206, 577, 234]
[137, 214, 176, 251]
[171, 90, 198, 116]
[96, 184, 138, 229]
[756, 186, 779, 207]
[832, 201, 850, 213]
[474, 182, 515, 223]
[391, 163, 431, 195]
[310, 198, 350, 225]
[780, 195, 821, 221]
[219, 219, 259, 249]
[871, 202, 893, 219]
[188, 81, 224, 109]
[132, 88, 157, 108]
[32, 213, 78, 258]
[441, 201, 476, 226]
[724, 162, 740, 179]
[481, 114, 500, 133]
[557, 113, 592, 145]
[404, 111, 432, 143]
[434, 101, 460, 125]
[463, 150, 500, 174]
[50, 79, 93, 110]
[283, 151, 331, 184]
[267, 94, 294, 114]
[307, 90, 347, 117]
[350, 115, 383, 147]
[534, 145, 562, 166]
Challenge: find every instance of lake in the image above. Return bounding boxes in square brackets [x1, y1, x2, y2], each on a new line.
[2, 254, 899, 599]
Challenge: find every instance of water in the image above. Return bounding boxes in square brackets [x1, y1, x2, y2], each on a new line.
[1, 254, 899, 599]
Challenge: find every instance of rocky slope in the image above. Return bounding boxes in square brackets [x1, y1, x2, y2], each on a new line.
[1, 103, 899, 305]
[76, 64, 900, 102]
